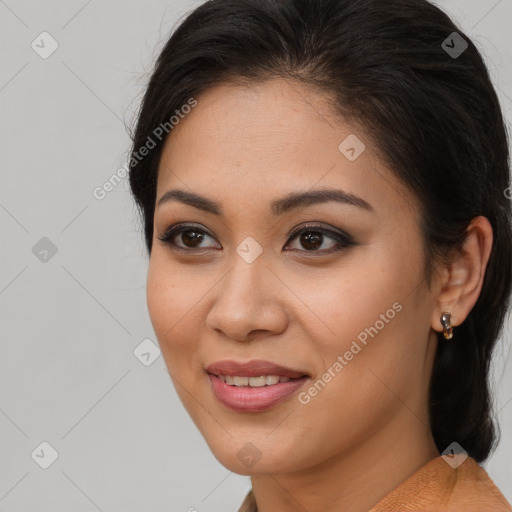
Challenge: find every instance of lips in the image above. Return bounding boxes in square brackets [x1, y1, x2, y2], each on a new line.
[205, 359, 309, 379]
[206, 360, 310, 412]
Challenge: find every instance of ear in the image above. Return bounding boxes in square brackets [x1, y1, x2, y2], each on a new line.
[431, 216, 493, 335]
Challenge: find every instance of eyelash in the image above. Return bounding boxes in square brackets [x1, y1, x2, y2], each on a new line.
[157, 222, 355, 254]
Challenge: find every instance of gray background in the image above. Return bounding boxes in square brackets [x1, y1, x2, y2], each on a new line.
[0, 1, 510, 510]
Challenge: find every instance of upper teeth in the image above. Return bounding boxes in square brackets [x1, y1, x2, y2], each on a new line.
[217, 375, 291, 387]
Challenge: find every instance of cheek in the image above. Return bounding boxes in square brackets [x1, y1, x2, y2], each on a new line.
[288, 259, 405, 358]
[146, 258, 201, 368]
[146, 261, 173, 338]
[294, 248, 426, 399]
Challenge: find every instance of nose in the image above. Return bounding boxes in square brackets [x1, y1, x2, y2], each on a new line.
[205, 254, 288, 342]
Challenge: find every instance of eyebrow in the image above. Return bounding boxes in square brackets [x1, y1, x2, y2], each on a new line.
[156, 188, 374, 215]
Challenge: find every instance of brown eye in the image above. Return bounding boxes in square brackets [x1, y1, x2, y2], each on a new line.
[179, 229, 205, 248]
[158, 224, 220, 250]
[285, 224, 355, 253]
[299, 231, 324, 250]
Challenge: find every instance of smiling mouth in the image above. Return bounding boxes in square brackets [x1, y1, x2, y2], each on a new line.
[212, 374, 304, 387]
[205, 359, 311, 411]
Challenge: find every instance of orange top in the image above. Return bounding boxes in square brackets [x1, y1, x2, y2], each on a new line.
[237, 455, 511, 512]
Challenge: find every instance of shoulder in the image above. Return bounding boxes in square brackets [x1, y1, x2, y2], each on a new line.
[237, 456, 511, 512]
[369, 455, 511, 512]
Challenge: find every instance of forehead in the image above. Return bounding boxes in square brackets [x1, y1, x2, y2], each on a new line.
[155, 78, 414, 218]
[158, 78, 347, 164]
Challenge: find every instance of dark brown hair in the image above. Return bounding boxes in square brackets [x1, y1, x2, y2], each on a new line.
[128, 0, 512, 462]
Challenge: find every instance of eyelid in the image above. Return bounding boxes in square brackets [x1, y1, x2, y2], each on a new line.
[285, 222, 354, 245]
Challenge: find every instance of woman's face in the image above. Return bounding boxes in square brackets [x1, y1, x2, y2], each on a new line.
[147, 78, 439, 475]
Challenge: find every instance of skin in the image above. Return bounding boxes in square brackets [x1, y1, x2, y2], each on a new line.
[146, 78, 493, 512]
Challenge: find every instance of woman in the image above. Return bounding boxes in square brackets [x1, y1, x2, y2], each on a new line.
[128, 0, 512, 510]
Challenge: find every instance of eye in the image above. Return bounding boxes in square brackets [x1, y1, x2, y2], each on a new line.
[157, 222, 355, 253]
[284, 223, 355, 253]
[157, 223, 220, 250]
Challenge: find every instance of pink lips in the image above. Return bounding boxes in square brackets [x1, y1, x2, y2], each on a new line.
[206, 359, 310, 412]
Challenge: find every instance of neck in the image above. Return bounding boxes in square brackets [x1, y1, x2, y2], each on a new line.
[249, 412, 440, 512]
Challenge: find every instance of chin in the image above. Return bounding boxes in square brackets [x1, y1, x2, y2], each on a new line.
[203, 432, 300, 476]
